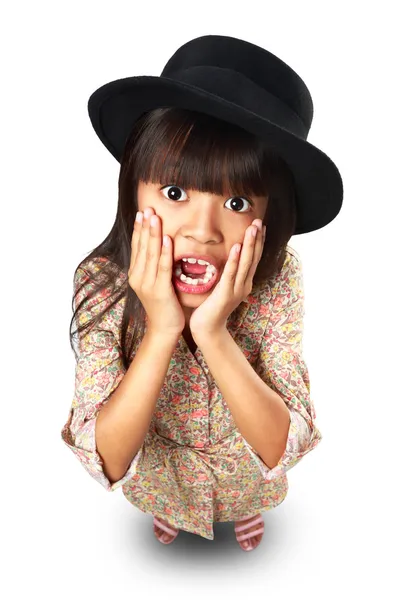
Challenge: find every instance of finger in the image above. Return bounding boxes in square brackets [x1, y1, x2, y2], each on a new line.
[221, 242, 241, 287]
[130, 210, 143, 275]
[158, 231, 174, 285]
[146, 213, 163, 287]
[136, 207, 153, 283]
[246, 224, 265, 284]
[256, 224, 266, 263]
[237, 225, 257, 284]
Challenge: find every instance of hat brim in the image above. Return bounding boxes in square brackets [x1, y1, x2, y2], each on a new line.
[88, 76, 343, 234]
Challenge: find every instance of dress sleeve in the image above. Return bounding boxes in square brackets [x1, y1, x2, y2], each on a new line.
[243, 250, 323, 482]
[60, 262, 143, 492]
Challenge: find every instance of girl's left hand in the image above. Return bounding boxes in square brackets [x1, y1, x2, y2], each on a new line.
[189, 220, 266, 338]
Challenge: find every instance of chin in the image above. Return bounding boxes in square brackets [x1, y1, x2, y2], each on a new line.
[177, 291, 208, 304]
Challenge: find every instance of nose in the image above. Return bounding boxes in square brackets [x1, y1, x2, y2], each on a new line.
[182, 216, 223, 243]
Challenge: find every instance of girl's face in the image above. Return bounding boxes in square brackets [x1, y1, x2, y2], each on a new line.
[137, 180, 267, 324]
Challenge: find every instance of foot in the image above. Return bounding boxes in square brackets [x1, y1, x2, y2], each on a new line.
[153, 516, 180, 544]
[234, 513, 264, 551]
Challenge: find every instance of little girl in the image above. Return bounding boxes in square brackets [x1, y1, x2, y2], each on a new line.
[61, 35, 343, 552]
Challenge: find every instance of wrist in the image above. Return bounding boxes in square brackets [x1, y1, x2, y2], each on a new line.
[191, 327, 228, 344]
[145, 327, 182, 343]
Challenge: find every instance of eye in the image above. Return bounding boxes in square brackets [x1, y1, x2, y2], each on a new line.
[160, 185, 253, 212]
[160, 185, 188, 202]
[225, 196, 253, 213]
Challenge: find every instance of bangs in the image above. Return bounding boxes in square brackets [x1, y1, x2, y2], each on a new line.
[129, 108, 271, 200]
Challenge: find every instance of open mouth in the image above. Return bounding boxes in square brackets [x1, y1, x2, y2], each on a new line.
[173, 259, 219, 294]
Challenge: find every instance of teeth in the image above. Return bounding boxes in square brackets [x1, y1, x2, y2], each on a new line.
[181, 257, 217, 272]
[182, 257, 209, 266]
[179, 272, 213, 285]
[174, 261, 217, 285]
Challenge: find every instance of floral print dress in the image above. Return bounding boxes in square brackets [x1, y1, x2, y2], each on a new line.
[61, 246, 322, 540]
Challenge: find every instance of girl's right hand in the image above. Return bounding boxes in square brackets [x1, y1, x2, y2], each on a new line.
[128, 207, 186, 337]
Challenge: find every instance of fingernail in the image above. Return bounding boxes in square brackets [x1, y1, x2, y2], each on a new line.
[144, 208, 152, 219]
[243, 541, 248, 548]
[253, 220, 262, 231]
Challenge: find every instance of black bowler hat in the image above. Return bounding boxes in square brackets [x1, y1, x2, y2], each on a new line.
[88, 34, 343, 235]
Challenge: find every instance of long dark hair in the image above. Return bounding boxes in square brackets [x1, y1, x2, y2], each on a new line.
[70, 107, 297, 368]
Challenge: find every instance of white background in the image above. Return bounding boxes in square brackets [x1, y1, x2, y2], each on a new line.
[1, 1, 398, 598]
